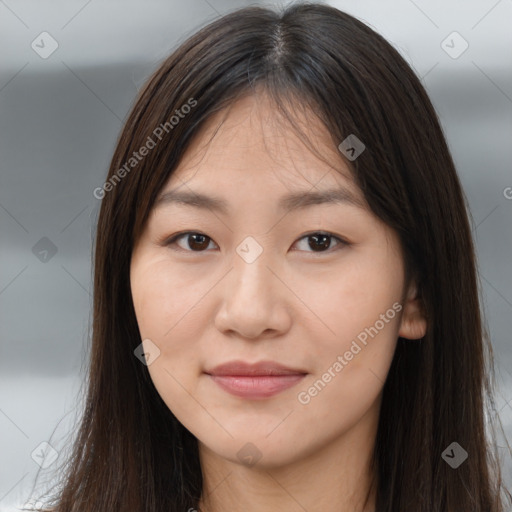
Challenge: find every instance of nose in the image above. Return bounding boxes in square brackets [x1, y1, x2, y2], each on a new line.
[213, 246, 292, 340]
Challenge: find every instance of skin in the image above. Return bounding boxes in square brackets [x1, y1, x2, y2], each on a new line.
[130, 92, 427, 512]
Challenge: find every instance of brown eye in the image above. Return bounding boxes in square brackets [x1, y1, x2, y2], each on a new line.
[166, 232, 216, 252]
[293, 232, 347, 253]
[187, 233, 210, 251]
[308, 233, 331, 251]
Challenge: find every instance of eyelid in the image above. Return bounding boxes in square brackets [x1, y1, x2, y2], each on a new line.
[161, 230, 351, 254]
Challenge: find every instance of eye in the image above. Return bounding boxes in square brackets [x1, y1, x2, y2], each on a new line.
[165, 232, 218, 252]
[292, 231, 349, 253]
[163, 231, 349, 254]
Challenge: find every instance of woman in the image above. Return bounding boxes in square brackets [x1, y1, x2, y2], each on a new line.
[28, 2, 511, 511]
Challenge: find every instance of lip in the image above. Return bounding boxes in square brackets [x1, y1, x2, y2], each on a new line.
[205, 360, 307, 399]
[206, 360, 307, 376]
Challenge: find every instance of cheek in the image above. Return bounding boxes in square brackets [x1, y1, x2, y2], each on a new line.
[295, 248, 402, 339]
[130, 260, 212, 420]
[292, 244, 403, 402]
[131, 258, 209, 421]
[131, 257, 206, 340]
[295, 289, 400, 430]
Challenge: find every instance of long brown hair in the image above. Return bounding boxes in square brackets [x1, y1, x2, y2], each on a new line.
[26, 2, 511, 511]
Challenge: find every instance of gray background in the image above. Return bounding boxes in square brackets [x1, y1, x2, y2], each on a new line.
[1, 0, 511, 509]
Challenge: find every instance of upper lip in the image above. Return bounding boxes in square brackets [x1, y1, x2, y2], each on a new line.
[205, 360, 307, 376]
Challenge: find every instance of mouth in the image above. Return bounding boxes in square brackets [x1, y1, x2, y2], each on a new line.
[207, 374, 307, 399]
[204, 360, 308, 399]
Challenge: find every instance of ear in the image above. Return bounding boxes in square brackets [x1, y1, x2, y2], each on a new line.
[398, 281, 427, 340]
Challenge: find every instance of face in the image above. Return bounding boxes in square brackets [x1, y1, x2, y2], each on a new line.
[130, 93, 426, 469]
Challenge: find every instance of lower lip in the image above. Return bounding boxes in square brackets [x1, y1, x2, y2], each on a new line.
[208, 374, 306, 399]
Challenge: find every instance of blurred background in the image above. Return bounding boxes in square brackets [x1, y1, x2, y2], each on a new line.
[1, 0, 511, 509]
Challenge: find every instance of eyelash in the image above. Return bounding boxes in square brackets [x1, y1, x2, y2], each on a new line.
[161, 230, 350, 255]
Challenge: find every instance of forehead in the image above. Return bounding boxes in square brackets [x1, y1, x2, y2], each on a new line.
[158, 93, 366, 214]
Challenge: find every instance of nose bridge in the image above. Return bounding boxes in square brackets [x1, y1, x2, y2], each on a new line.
[213, 234, 289, 338]
[231, 234, 274, 302]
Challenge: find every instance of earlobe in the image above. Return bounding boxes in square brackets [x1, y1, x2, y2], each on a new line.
[398, 283, 427, 340]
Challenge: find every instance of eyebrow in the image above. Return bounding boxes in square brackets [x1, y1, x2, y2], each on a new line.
[154, 186, 366, 214]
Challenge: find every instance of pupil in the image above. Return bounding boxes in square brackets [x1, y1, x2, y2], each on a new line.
[189, 234, 209, 250]
[309, 234, 330, 251]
